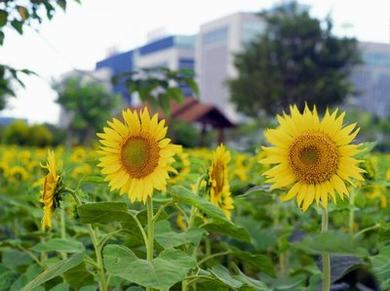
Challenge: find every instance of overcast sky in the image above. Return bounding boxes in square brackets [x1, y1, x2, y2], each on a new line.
[0, 0, 389, 124]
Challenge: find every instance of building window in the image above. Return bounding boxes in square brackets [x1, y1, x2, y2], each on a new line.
[202, 26, 228, 45]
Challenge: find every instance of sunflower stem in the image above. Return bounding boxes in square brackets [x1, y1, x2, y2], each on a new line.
[146, 196, 154, 291]
[321, 207, 331, 291]
[88, 225, 107, 291]
[60, 207, 67, 260]
[348, 190, 356, 234]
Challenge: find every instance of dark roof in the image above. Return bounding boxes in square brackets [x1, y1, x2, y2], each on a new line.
[129, 97, 235, 128]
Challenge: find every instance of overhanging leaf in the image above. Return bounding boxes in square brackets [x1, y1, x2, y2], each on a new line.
[32, 238, 84, 253]
[103, 245, 196, 290]
[22, 253, 84, 291]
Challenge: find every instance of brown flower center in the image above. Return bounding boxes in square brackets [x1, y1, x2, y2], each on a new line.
[288, 133, 339, 184]
[121, 136, 159, 178]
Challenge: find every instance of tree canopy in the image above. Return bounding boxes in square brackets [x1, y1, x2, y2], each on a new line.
[54, 75, 122, 145]
[0, 0, 78, 110]
[228, 2, 361, 118]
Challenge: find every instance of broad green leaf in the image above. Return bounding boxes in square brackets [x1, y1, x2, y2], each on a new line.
[77, 202, 130, 224]
[232, 265, 270, 291]
[170, 186, 228, 222]
[103, 245, 196, 290]
[0, 10, 8, 27]
[209, 265, 242, 289]
[2, 249, 32, 270]
[22, 253, 84, 291]
[11, 20, 23, 34]
[292, 231, 367, 256]
[0, 271, 18, 291]
[370, 245, 390, 287]
[203, 220, 251, 242]
[9, 264, 43, 291]
[155, 221, 206, 248]
[32, 238, 84, 253]
[49, 283, 69, 291]
[63, 263, 94, 290]
[228, 246, 276, 277]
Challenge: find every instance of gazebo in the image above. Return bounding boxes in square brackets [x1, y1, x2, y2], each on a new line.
[129, 98, 235, 144]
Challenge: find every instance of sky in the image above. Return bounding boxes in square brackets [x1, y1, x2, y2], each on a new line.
[0, 0, 389, 124]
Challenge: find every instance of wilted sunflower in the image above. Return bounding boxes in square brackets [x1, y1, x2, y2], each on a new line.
[208, 144, 234, 219]
[97, 107, 178, 203]
[41, 150, 61, 230]
[260, 105, 365, 211]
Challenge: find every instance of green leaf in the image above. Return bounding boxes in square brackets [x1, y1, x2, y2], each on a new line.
[0, 271, 18, 291]
[155, 220, 206, 248]
[186, 78, 199, 96]
[11, 20, 23, 34]
[204, 220, 251, 242]
[0, 10, 8, 27]
[22, 253, 85, 291]
[228, 246, 276, 277]
[292, 231, 367, 256]
[63, 262, 94, 289]
[77, 202, 130, 224]
[0, 31, 4, 45]
[356, 141, 376, 159]
[170, 186, 228, 222]
[209, 265, 242, 289]
[232, 265, 270, 290]
[103, 245, 196, 290]
[370, 245, 390, 287]
[32, 238, 85, 253]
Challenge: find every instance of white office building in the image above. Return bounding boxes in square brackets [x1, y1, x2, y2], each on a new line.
[196, 12, 265, 121]
[350, 41, 390, 117]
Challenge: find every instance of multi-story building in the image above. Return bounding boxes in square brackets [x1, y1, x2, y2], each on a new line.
[95, 35, 196, 104]
[350, 41, 390, 117]
[94, 13, 390, 119]
[195, 12, 265, 121]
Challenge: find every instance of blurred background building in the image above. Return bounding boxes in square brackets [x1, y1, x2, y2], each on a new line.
[349, 42, 390, 117]
[94, 12, 390, 120]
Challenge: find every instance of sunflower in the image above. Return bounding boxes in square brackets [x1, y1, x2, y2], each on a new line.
[260, 105, 365, 211]
[97, 107, 178, 203]
[10, 166, 29, 181]
[169, 147, 190, 183]
[41, 150, 61, 230]
[208, 144, 234, 219]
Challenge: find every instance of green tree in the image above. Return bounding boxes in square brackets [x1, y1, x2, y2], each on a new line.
[54, 76, 122, 145]
[0, 0, 79, 110]
[2, 120, 29, 145]
[228, 2, 361, 118]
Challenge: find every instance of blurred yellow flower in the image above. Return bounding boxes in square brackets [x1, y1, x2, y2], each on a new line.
[208, 144, 234, 219]
[10, 166, 29, 181]
[41, 150, 60, 230]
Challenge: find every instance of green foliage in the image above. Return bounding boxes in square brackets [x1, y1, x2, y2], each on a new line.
[228, 1, 361, 118]
[2, 120, 53, 147]
[170, 120, 201, 147]
[0, 0, 78, 110]
[0, 65, 34, 111]
[22, 253, 85, 291]
[115, 67, 199, 116]
[104, 245, 197, 290]
[53, 76, 122, 145]
[2, 120, 29, 145]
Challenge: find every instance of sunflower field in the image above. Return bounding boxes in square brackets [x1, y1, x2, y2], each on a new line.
[0, 106, 390, 291]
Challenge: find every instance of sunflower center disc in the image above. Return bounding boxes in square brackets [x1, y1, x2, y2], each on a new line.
[121, 136, 159, 178]
[288, 133, 339, 184]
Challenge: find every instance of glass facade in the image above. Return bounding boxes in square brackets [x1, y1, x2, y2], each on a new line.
[202, 26, 228, 45]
